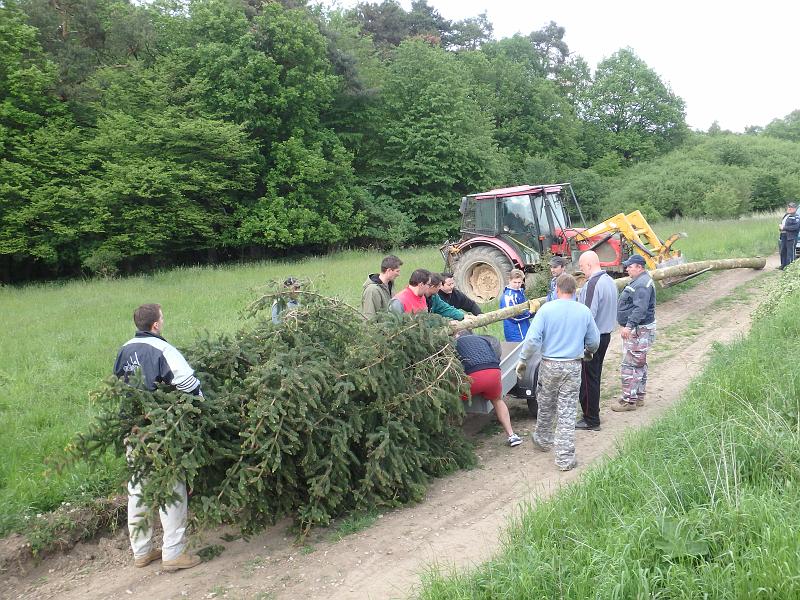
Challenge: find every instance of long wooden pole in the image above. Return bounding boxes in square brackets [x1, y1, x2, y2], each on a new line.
[452, 256, 766, 332]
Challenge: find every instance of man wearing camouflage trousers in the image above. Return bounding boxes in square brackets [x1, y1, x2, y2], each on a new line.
[516, 274, 600, 471]
[611, 255, 656, 412]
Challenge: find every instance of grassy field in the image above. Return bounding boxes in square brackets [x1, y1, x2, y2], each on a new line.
[419, 262, 800, 599]
[0, 214, 781, 535]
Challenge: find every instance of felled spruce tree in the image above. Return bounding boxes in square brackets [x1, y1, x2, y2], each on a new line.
[68, 291, 475, 535]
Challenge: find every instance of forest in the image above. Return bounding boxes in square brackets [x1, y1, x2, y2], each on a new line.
[2, 0, 800, 282]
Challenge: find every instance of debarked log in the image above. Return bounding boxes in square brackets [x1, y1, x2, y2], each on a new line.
[451, 256, 766, 333]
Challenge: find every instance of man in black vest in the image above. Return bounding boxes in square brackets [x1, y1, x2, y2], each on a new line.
[575, 251, 618, 430]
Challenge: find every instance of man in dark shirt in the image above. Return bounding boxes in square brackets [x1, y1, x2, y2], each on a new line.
[439, 273, 482, 316]
[778, 201, 800, 270]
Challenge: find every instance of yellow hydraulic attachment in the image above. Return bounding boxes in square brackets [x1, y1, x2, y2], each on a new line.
[575, 210, 686, 271]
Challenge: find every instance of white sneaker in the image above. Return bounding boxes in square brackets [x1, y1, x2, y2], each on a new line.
[507, 434, 522, 447]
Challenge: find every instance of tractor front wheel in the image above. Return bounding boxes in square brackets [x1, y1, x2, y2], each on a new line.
[453, 246, 513, 303]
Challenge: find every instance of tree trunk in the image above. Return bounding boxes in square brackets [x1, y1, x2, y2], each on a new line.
[452, 297, 544, 333]
[614, 256, 767, 289]
[452, 256, 767, 333]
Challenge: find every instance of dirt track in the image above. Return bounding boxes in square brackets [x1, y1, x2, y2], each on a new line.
[3, 256, 777, 600]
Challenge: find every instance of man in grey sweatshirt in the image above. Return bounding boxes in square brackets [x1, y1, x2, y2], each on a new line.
[576, 251, 618, 430]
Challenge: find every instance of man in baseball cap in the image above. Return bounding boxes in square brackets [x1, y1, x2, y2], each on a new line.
[545, 256, 569, 301]
[621, 254, 646, 268]
[612, 253, 656, 412]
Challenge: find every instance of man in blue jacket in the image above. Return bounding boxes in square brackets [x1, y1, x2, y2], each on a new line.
[778, 201, 800, 269]
[114, 304, 203, 572]
[611, 255, 656, 412]
[499, 269, 531, 341]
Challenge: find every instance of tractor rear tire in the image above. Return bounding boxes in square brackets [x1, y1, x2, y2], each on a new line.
[453, 246, 513, 303]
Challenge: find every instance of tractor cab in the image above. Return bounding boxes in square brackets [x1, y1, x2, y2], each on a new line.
[443, 184, 585, 302]
[459, 185, 580, 262]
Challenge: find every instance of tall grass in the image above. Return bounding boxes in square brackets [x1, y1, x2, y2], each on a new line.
[0, 214, 781, 536]
[656, 212, 779, 260]
[419, 266, 800, 598]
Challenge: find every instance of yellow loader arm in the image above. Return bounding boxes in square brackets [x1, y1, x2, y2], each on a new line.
[575, 210, 685, 271]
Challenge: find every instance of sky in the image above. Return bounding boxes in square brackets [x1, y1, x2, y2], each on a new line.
[323, 0, 800, 133]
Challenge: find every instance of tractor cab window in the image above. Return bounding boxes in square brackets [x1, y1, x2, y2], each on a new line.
[545, 191, 570, 232]
[500, 195, 535, 234]
[532, 194, 550, 236]
[462, 197, 496, 234]
[532, 192, 570, 238]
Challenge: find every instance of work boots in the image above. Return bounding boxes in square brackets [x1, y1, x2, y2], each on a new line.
[162, 552, 202, 572]
[133, 548, 162, 568]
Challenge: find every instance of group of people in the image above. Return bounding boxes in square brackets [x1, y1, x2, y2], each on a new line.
[512, 250, 656, 471]
[114, 249, 657, 568]
[360, 255, 482, 321]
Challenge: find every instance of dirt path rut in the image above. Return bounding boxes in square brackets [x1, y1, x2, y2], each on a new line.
[3, 257, 777, 600]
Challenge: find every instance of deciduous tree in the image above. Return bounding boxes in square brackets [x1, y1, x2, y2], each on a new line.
[581, 48, 687, 164]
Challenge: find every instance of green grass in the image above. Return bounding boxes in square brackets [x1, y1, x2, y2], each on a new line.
[656, 212, 779, 261]
[329, 510, 380, 541]
[0, 213, 780, 537]
[418, 267, 800, 598]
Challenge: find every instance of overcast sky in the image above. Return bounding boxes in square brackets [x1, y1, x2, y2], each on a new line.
[322, 0, 800, 133]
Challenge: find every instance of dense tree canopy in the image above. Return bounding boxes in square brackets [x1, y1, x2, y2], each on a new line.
[0, 0, 796, 282]
[581, 48, 688, 163]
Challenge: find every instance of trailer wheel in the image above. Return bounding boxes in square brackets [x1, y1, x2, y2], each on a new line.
[526, 366, 539, 419]
[453, 246, 513, 303]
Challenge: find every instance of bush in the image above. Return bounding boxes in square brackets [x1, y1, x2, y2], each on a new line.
[81, 247, 123, 278]
[65, 292, 475, 535]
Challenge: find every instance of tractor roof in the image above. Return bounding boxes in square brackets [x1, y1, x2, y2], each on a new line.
[472, 184, 563, 200]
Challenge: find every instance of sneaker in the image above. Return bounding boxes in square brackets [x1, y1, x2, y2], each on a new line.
[530, 434, 550, 452]
[162, 552, 202, 572]
[611, 401, 637, 412]
[133, 548, 162, 568]
[507, 434, 522, 447]
[575, 419, 600, 431]
[558, 458, 578, 472]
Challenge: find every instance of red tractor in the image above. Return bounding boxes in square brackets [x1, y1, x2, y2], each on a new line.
[441, 183, 684, 302]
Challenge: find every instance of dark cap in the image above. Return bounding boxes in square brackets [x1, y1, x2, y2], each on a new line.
[788, 201, 797, 209]
[283, 277, 300, 288]
[548, 256, 568, 267]
[622, 255, 646, 267]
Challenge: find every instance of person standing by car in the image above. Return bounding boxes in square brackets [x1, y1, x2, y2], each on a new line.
[778, 201, 800, 270]
[515, 274, 599, 471]
[575, 251, 618, 431]
[545, 256, 568, 301]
